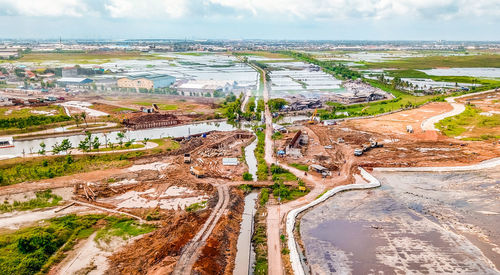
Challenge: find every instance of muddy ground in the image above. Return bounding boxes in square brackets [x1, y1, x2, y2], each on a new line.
[300, 168, 500, 274]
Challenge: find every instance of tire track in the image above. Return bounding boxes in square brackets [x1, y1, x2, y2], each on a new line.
[173, 184, 229, 275]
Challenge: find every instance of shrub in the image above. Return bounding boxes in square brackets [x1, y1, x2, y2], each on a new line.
[242, 172, 253, 181]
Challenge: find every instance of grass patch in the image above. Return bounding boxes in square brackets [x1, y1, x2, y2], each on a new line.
[0, 214, 105, 275]
[289, 163, 309, 172]
[254, 130, 268, 181]
[316, 190, 328, 199]
[384, 69, 500, 86]
[253, 190, 268, 275]
[270, 164, 297, 182]
[436, 105, 500, 138]
[112, 107, 136, 112]
[0, 190, 62, 213]
[149, 138, 180, 152]
[13, 51, 169, 64]
[88, 143, 145, 152]
[66, 123, 107, 130]
[185, 201, 207, 212]
[271, 131, 283, 140]
[95, 216, 155, 243]
[0, 152, 143, 186]
[360, 54, 500, 70]
[0, 105, 65, 119]
[133, 102, 178, 111]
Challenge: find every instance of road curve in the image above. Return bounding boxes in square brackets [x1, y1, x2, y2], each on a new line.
[172, 184, 229, 275]
[421, 89, 497, 131]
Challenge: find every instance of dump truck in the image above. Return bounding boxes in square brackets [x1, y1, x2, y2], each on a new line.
[354, 149, 363, 156]
[190, 166, 204, 178]
[184, 153, 191, 163]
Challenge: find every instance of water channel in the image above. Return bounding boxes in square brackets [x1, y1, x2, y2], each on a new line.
[234, 192, 258, 275]
[0, 121, 237, 157]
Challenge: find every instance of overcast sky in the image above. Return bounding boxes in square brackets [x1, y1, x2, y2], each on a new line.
[0, 0, 499, 40]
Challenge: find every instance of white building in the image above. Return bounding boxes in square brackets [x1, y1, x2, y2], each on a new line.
[177, 80, 236, 97]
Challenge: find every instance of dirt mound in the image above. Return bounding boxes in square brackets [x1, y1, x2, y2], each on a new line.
[192, 187, 244, 275]
[106, 211, 210, 275]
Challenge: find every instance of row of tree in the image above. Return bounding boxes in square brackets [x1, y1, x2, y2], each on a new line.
[0, 115, 71, 130]
[37, 131, 148, 155]
[281, 51, 361, 79]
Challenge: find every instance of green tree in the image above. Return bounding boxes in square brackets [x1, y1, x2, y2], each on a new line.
[38, 142, 46, 155]
[92, 137, 100, 150]
[80, 112, 88, 127]
[116, 132, 125, 148]
[59, 139, 72, 155]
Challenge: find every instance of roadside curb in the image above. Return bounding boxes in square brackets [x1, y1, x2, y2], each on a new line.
[286, 167, 381, 275]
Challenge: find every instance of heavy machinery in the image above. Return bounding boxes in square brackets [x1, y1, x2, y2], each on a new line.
[184, 153, 191, 163]
[152, 103, 160, 113]
[190, 166, 205, 178]
[308, 109, 318, 124]
[354, 149, 363, 156]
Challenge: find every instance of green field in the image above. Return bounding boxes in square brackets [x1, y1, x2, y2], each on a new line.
[0, 152, 143, 186]
[133, 102, 178, 111]
[5, 51, 171, 65]
[381, 69, 500, 86]
[0, 105, 65, 119]
[320, 79, 440, 119]
[0, 214, 153, 275]
[0, 190, 62, 213]
[360, 54, 500, 70]
[436, 105, 500, 139]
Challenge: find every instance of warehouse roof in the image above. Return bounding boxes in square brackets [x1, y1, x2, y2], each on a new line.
[122, 73, 175, 81]
[57, 77, 93, 84]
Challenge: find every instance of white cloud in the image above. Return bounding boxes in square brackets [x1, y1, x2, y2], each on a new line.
[104, 0, 189, 18]
[0, 0, 89, 17]
[0, 0, 498, 20]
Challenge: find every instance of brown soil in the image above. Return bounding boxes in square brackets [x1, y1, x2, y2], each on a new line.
[309, 116, 499, 168]
[192, 187, 245, 274]
[456, 90, 500, 113]
[106, 211, 210, 275]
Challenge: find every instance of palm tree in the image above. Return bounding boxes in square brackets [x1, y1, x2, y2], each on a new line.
[81, 112, 88, 127]
[72, 114, 81, 127]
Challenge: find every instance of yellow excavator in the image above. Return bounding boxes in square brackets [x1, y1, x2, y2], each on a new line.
[308, 109, 318, 124]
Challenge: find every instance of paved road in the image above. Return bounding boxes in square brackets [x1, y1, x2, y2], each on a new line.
[172, 185, 230, 275]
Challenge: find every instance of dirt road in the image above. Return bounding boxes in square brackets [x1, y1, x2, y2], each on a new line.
[259, 65, 355, 274]
[172, 184, 230, 275]
[421, 89, 496, 131]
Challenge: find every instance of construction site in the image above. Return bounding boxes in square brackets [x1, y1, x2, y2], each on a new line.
[0, 128, 257, 275]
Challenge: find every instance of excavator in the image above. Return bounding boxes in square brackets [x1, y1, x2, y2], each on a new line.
[308, 109, 318, 124]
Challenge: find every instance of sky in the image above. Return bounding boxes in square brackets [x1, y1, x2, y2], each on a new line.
[0, 0, 499, 40]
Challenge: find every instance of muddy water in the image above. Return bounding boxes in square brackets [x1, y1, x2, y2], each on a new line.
[300, 168, 500, 274]
[234, 192, 258, 275]
[244, 138, 258, 181]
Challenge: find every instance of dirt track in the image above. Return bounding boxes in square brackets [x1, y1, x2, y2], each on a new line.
[172, 184, 230, 275]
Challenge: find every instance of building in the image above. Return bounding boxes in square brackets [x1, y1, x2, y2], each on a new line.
[117, 73, 176, 90]
[0, 50, 18, 59]
[222, 158, 239, 166]
[177, 80, 235, 97]
[57, 77, 93, 86]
